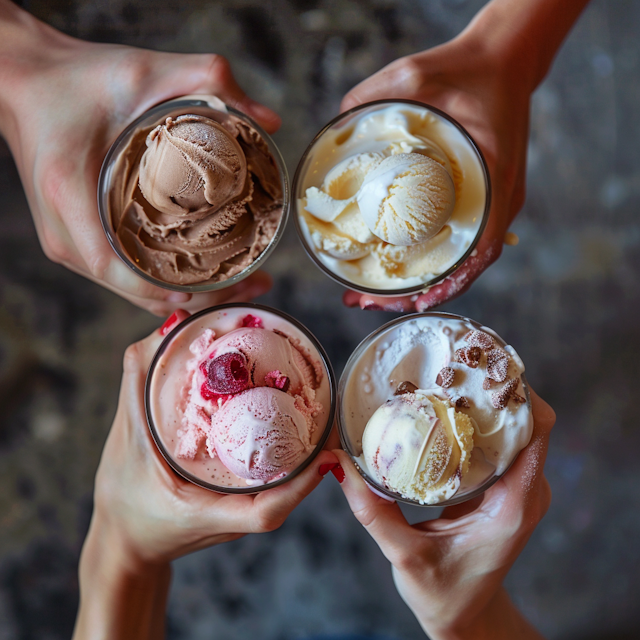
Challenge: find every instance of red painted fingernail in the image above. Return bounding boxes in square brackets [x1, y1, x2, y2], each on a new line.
[362, 302, 383, 311]
[331, 465, 345, 483]
[160, 312, 180, 336]
[319, 462, 338, 477]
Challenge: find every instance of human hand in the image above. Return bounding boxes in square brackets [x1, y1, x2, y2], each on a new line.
[333, 389, 554, 640]
[0, 7, 280, 315]
[89, 310, 339, 568]
[341, 27, 532, 313]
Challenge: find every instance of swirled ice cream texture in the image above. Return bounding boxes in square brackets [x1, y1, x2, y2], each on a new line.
[343, 315, 533, 502]
[298, 104, 486, 290]
[176, 321, 323, 483]
[110, 112, 283, 285]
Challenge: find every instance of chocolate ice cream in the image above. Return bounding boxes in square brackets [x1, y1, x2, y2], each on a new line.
[107, 107, 284, 286]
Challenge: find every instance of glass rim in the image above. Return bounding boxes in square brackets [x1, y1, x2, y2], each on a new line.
[98, 96, 290, 293]
[144, 302, 337, 494]
[336, 310, 531, 507]
[292, 98, 492, 297]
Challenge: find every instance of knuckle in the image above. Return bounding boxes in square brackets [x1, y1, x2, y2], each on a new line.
[117, 51, 155, 92]
[122, 343, 142, 372]
[253, 506, 284, 533]
[390, 56, 425, 93]
[39, 226, 73, 266]
[204, 54, 231, 85]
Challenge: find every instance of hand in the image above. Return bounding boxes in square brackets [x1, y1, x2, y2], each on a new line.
[72, 311, 338, 639]
[91, 310, 339, 566]
[341, 26, 532, 313]
[334, 389, 554, 640]
[0, 6, 280, 315]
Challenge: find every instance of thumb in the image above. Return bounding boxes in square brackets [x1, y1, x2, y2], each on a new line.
[193, 55, 281, 133]
[333, 450, 417, 562]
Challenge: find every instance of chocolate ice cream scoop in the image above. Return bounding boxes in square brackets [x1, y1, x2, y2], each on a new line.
[139, 115, 247, 218]
[101, 98, 286, 287]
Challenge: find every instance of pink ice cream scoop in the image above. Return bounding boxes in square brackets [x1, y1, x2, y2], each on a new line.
[199, 326, 321, 399]
[211, 386, 314, 481]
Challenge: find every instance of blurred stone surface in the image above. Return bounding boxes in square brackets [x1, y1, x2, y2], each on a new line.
[1, 0, 639, 638]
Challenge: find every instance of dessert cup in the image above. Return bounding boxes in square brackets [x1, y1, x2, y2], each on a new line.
[293, 99, 491, 297]
[338, 312, 532, 506]
[145, 303, 335, 493]
[99, 95, 289, 293]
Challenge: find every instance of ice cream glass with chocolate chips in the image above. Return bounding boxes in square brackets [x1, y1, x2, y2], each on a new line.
[338, 312, 533, 505]
[99, 96, 288, 291]
[293, 100, 490, 295]
[145, 304, 335, 493]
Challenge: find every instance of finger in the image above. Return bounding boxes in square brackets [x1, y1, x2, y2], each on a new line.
[159, 309, 192, 337]
[415, 236, 502, 311]
[451, 388, 555, 540]
[499, 388, 555, 503]
[355, 295, 416, 313]
[188, 54, 281, 133]
[323, 423, 341, 451]
[191, 450, 341, 534]
[332, 450, 420, 561]
[340, 57, 422, 113]
[342, 290, 362, 308]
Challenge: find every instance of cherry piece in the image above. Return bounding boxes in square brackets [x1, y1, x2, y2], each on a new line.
[241, 314, 263, 328]
[206, 352, 249, 394]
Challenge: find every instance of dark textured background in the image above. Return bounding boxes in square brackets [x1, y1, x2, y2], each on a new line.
[1, 1, 639, 638]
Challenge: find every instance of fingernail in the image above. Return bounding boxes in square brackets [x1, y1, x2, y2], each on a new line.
[331, 465, 345, 484]
[319, 462, 339, 477]
[362, 302, 383, 311]
[160, 312, 179, 336]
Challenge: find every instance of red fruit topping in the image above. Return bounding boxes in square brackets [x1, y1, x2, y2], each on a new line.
[264, 370, 290, 393]
[436, 367, 455, 388]
[241, 314, 263, 328]
[455, 346, 482, 368]
[464, 330, 495, 351]
[486, 348, 509, 382]
[206, 352, 249, 394]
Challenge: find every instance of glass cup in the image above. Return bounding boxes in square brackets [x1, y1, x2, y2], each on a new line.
[145, 303, 336, 493]
[98, 95, 289, 293]
[337, 311, 532, 507]
[293, 99, 491, 297]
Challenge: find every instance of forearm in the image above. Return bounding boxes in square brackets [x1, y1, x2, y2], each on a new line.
[461, 0, 590, 92]
[424, 588, 545, 640]
[73, 514, 172, 640]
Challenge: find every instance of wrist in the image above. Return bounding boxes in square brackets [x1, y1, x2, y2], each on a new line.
[74, 511, 171, 640]
[459, 0, 589, 92]
[423, 588, 543, 640]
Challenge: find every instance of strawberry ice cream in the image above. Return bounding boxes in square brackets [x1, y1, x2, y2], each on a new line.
[146, 305, 334, 490]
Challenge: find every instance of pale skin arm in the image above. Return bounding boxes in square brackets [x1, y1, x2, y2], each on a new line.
[0, 0, 280, 315]
[334, 389, 555, 640]
[72, 311, 340, 640]
[342, 0, 591, 312]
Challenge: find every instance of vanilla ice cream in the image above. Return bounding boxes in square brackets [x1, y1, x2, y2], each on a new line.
[295, 102, 488, 292]
[339, 313, 532, 505]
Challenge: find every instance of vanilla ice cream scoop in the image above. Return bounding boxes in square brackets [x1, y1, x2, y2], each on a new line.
[362, 391, 474, 504]
[138, 114, 247, 217]
[356, 153, 455, 246]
